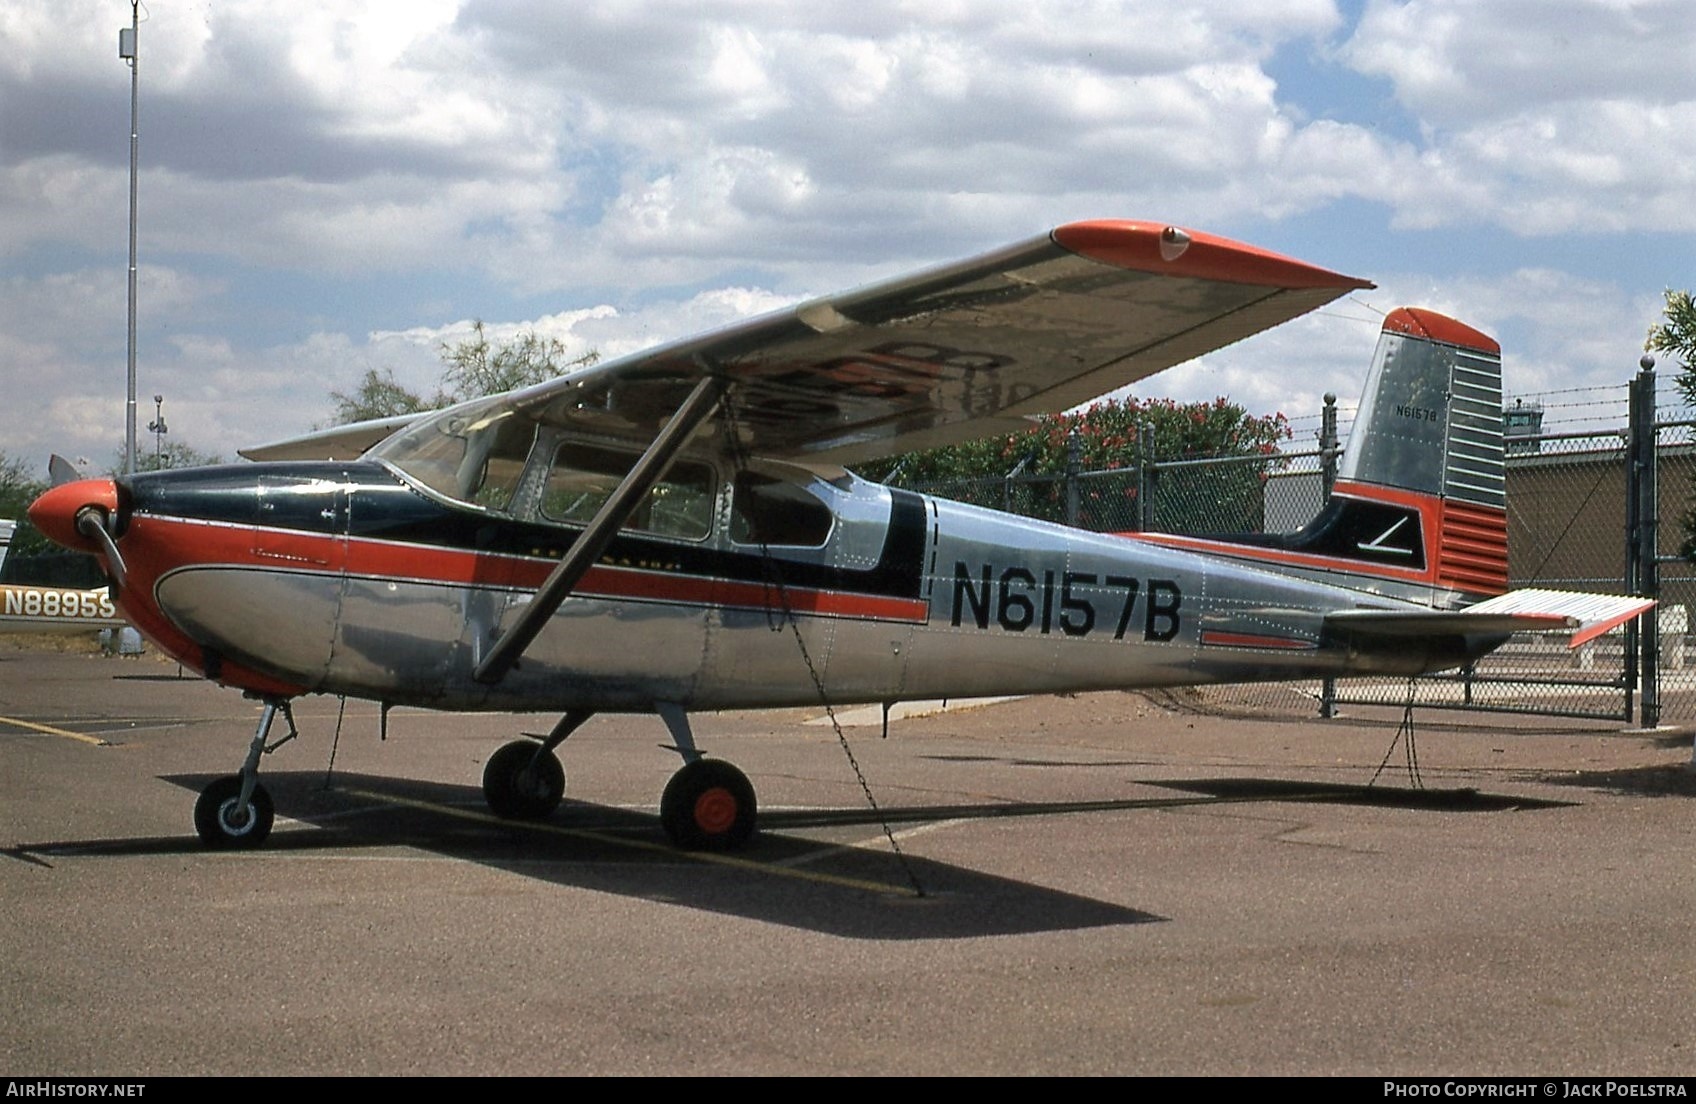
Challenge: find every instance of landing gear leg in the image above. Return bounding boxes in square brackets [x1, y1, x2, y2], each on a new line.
[482, 709, 590, 820]
[194, 699, 295, 849]
[656, 703, 757, 851]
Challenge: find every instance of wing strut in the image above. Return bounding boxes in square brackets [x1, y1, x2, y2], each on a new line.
[473, 375, 728, 685]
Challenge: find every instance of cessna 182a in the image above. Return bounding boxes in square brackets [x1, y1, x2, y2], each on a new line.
[28, 219, 1651, 852]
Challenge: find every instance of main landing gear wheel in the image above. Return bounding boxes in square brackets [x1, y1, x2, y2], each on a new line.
[194, 775, 274, 849]
[483, 740, 566, 820]
[660, 759, 757, 851]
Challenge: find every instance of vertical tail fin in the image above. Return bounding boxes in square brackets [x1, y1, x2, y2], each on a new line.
[1340, 308, 1505, 512]
[1331, 307, 1507, 603]
[1127, 307, 1508, 609]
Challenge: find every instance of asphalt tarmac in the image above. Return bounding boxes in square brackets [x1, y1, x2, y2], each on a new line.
[4, 645, 1696, 1076]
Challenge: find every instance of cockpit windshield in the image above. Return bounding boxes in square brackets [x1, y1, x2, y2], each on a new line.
[367, 396, 539, 512]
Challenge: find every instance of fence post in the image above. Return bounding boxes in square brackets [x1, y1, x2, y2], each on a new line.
[1319, 392, 1339, 718]
[1137, 423, 1154, 531]
[1632, 356, 1661, 728]
[1003, 455, 1030, 514]
[1319, 391, 1339, 500]
[1065, 428, 1082, 528]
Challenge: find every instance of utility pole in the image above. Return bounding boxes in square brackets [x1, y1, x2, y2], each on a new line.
[120, 2, 140, 475]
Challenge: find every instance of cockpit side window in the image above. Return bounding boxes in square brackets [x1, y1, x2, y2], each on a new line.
[367, 398, 538, 513]
[464, 414, 539, 511]
[730, 471, 833, 547]
[540, 441, 715, 541]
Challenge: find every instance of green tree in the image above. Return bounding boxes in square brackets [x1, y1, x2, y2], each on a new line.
[0, 450, 52, 559]
[114, 440, 223, 474]
[1648, 289, 1696, 556]
[858, 395, 1289, 484]
[439, 320, 599, 399]
[1650, 288, 1696, 390]
[330, 321, 600, 426]
[330, 367, 440, 424]
[854, 394, 1292, 533]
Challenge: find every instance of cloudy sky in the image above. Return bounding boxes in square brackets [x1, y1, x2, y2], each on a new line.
[2, 0, 1692, 471]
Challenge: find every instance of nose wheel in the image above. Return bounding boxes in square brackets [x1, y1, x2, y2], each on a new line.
[194, 775, 274, 848]
[194, 698, 294, 849]
[660, 759, 757, 851]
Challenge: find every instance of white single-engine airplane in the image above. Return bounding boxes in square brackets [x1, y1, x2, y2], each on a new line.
[29, 220, 1650, 851]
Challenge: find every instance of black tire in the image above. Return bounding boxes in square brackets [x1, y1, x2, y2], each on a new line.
[660, 759, 757, 851]
[482, 740, 566, 820]
[194, 775, 274, 849]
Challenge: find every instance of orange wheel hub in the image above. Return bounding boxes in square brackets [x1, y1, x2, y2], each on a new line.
[693, 787, 738, 834]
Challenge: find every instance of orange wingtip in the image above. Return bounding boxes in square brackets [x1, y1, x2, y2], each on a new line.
[1052, 220, 1374, 291]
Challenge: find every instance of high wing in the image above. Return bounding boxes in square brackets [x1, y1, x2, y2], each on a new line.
[245, 221, 1368, 466]
[505, 220, 1369, 466]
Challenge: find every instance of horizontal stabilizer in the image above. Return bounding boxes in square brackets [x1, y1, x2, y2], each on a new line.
[1462, 589, 1656, 647]
[1328, 590, 1654, 649]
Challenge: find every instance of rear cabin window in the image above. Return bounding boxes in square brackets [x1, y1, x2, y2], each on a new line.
[730, 471, 833, 547]
[540, 442, 716, 541]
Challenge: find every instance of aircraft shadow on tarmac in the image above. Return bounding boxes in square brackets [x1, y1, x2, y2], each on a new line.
[1540, 762, 1696, 798]
[6, 772, 1575, 938]
[1150, 777, 1575, 811]
[8, 770, 1170, 940]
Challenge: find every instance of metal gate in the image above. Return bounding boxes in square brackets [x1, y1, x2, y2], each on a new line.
[1320, 365, 1687, 725]
[1323, 422, 1638, 722]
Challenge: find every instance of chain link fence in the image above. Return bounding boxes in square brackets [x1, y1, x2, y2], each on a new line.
[896, 448, 1326, 537]
[899, 386, 1688, 727]
[1314, 427, 1639, 722]
[1648, 420, 1696, 724]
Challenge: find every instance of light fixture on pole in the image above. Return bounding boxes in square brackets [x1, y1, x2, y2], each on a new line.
[147, 394, 167, 465]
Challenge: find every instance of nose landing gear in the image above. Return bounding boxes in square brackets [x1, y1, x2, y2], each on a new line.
[194, 775, 274, 848]
[482, 740, 567, 819]
[480, 709, 589, 821]
[194, 698, 296, 849]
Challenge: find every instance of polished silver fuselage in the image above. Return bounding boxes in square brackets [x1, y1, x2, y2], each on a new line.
[133, 454, 1443, 714]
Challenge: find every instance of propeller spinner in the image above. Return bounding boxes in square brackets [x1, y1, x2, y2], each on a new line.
[29, 477, 127, 588]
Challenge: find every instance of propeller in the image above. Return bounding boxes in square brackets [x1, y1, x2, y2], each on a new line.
[48, 454, 83, 487]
